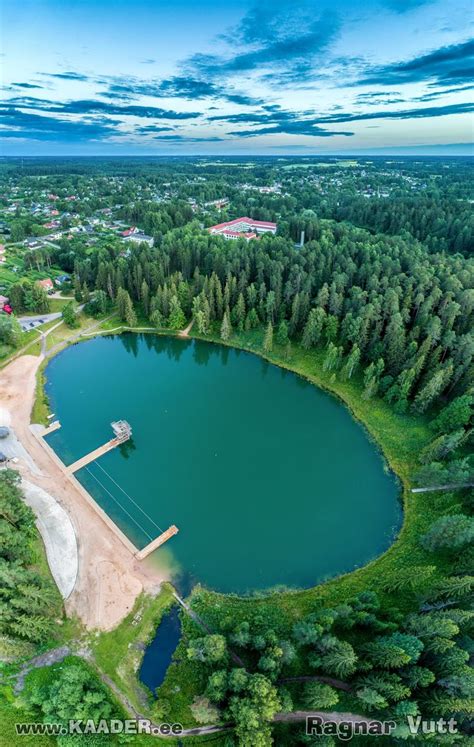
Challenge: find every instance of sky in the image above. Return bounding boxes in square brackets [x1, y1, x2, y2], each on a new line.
[0, 0, 473, 155]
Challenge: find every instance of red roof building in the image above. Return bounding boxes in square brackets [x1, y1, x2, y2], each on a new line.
[208, 217, 277, 241]
[37, 278, 54, 292]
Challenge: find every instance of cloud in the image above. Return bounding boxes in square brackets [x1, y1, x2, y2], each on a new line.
[11, 82, 45, 89]
[355, 38, 474, 87]
[3, 96, 201, 119]
[102, 76, 262, 107]
[151, 134, 225, 142]
[184, 2, 340, 84]
[229, 122, 353, 138]
[312, 101, 474, 123]
[414, 83, 474, 101]
[42, 71, 90, 81]
[0, 108, 118, 141]
[135, 125, 175, 133]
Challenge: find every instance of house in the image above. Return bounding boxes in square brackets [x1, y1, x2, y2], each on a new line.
[121, 226, 140, 237]
[208, 217, 277, 241]
[219, 230, 257, 242]
[123, 232, 154, 247]
[0, 294, 9, 310]
[37, 278, 54, 293]
[55, 274, 71, 286]
[204, 197, 229, 209]
[0, 245, 5, 264]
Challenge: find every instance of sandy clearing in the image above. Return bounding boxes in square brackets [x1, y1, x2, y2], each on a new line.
[0, 353, 167, 631]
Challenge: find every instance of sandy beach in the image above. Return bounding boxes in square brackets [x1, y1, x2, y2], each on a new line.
[0, 353, 167, 631]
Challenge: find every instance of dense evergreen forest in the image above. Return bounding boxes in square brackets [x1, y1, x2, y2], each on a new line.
[0, 157, 472, 745]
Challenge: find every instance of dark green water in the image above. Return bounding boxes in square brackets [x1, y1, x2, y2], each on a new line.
[45, 334, 401, 594]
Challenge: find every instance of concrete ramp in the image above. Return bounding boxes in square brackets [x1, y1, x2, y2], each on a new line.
[21, 479, 78, 599]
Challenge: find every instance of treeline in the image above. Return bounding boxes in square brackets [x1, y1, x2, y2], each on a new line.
[71, 221, 473, 422]
[0, 470, 61, 652]
[317, 192, 473, 256]
[181, 496, 474, 745]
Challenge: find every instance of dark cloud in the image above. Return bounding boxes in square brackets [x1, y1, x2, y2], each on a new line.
[135, 125, 175, 133]
[152, 134, 225, 142]
[185, 3, 340, 84]
[0, 107, 118, 141]
[102, 76, 262, 107]
[43, 71, 90, 81]
[228, 118, 353, 138]
[4, 96, 201, 120]
[355, 38, 474, 87]
[414, 83, 474, 101]
[11, 82, 44, 89]
[313, 101, 474, 123]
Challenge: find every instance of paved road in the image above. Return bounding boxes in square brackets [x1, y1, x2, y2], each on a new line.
[18, 311, 61, 331]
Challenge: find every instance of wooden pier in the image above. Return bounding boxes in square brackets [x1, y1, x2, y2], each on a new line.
[66, 420, 132, 474]
[135, 525, 179, 560]
[35, 418, 180, 559]
[67, 439, 120, 473]
[40, 420, 61, 437]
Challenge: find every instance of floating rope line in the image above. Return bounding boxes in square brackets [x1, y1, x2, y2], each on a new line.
[84, 465, 154, 541]
[93, 461, 164, 534]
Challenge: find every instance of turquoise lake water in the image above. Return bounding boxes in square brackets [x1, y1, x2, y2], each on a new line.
[45, 334, 401, 594]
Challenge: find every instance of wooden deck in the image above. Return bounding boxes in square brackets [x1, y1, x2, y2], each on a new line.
[135, 525, 179, 560]
[66, 439, 119, 474]
[40, 420, 61, 437]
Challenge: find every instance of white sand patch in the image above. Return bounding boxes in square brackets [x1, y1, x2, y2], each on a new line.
[21, 479, 78, 599]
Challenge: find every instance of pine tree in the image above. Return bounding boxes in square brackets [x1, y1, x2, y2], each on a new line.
[263, 321, 273, 353]
[220, 310, 231, 341]
[124, 294, 137, 327]
[431, 394, 473, 434]
[412, 365, 453, 414]
[341, 344, 361, 380]
[276, 320, 289, 346]
[167, 295, 186, 329]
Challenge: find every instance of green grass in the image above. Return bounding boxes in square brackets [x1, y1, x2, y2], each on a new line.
[92, 583, 175, 711]
[30, 359, 50, 425]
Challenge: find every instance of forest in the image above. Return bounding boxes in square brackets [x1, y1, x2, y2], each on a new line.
[0, 157, 472, 745]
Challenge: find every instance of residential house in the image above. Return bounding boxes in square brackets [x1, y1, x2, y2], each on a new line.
[37, 278, 54, 294]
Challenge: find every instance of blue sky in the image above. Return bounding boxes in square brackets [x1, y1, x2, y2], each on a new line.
[1, 0, 473, 154]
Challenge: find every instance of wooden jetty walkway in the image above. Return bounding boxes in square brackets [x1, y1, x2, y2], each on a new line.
[66, 439, 120, 474]
[40, 420, 61, 437]
[35, 418, 180, 559]
[135, 525, 179, 560]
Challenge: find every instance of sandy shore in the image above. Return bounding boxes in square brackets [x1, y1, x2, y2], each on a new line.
[0, 353, 167, 631]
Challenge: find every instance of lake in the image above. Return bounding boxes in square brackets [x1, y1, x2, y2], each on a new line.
[45, 334, 401, 594]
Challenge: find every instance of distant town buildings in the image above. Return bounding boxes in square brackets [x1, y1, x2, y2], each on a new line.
[208, 217, 277, 241]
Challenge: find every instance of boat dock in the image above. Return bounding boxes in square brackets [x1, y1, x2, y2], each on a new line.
[67, 439, 120, 474]
[135, 525, 179, 560]
[34, 419, 179, 559]
[40, 420, 62, 437]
